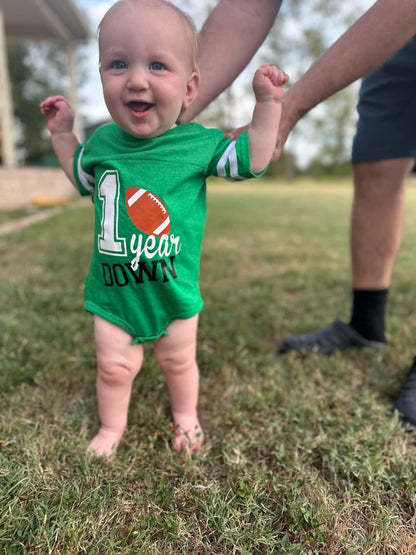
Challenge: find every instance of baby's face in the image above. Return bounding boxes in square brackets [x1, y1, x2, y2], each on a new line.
[98, 1, 199, 139]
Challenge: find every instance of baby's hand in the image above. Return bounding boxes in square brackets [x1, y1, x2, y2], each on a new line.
[40, 95, 75, 135]
[252, 64, 289, 104]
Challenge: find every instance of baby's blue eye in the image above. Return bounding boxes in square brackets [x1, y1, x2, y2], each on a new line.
[112, 60, 127, 70]
[150, 61, 164, 71]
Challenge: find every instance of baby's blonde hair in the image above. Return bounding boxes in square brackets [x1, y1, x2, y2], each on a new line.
[98, 0, 199, 74]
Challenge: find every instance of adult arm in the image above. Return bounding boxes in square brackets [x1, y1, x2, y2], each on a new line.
[274, 0, 416, 161]
[181, 0, 282, 123]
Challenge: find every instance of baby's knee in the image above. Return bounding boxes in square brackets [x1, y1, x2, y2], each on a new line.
[155, 351, 196, 377]
[97, 355, 140, 386]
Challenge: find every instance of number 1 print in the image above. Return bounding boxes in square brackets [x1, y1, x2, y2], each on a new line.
[97, 170, 127, 256]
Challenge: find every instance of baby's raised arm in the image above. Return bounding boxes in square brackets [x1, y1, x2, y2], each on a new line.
[40, 96, 80, 186]
[247, 65, 289, 173]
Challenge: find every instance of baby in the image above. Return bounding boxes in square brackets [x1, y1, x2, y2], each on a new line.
[40, 0, 288, 458]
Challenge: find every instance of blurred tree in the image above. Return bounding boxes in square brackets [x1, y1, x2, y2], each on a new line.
[7, 41, 85, 165]
[256, 0, 367, 174]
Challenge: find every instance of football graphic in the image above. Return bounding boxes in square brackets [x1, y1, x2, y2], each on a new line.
[125, 187, 171, 236]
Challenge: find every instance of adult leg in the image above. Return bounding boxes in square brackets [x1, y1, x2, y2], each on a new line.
[348, 158, 413, 342]
[153, 315, 203, 452]
[351, 158, 411, 290]
[279, 36, 416, 355]
[88, 316, 144, 458]
[278, 159, 412, 354]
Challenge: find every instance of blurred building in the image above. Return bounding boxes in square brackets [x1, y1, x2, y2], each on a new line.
[0, 0, 91, 167]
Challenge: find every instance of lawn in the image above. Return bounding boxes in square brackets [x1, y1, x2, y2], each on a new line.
[1, 178, 416, 553]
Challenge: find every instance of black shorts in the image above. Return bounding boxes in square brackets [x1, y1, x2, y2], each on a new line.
[351, 35, 416, 163]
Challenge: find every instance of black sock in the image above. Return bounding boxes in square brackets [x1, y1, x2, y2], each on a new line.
[349, 289, 388, 343]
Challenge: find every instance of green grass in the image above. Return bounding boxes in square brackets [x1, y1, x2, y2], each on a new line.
[0, 204, 52, 225]
[1, 178, 416, 554]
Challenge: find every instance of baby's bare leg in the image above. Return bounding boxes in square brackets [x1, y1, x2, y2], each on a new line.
[88, 316, 143, 458]
[154, 315, 203, 452]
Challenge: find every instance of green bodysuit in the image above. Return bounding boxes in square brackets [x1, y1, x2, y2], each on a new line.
[73, 122, 264, 343]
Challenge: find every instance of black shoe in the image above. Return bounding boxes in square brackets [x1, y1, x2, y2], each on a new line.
[278, 318, 387, 355]
[395, 357, 416, 426]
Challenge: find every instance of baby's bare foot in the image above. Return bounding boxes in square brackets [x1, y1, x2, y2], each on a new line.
[170, 416, 204, 452]
[87, 428, 123, 460]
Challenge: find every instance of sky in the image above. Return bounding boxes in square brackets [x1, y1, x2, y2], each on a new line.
[75, 0, 120, 123]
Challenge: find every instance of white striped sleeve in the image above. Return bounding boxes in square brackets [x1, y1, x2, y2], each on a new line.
[216, 141, 245, 181]
[74, 146, 95, 194]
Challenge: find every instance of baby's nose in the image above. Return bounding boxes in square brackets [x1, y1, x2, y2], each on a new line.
[128, 67, 150, 90]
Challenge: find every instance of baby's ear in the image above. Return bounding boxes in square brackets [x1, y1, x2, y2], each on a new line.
[182, 72, 200, 109]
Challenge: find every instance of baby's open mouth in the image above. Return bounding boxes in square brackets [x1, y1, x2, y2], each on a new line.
[128, 101, 154, 113]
